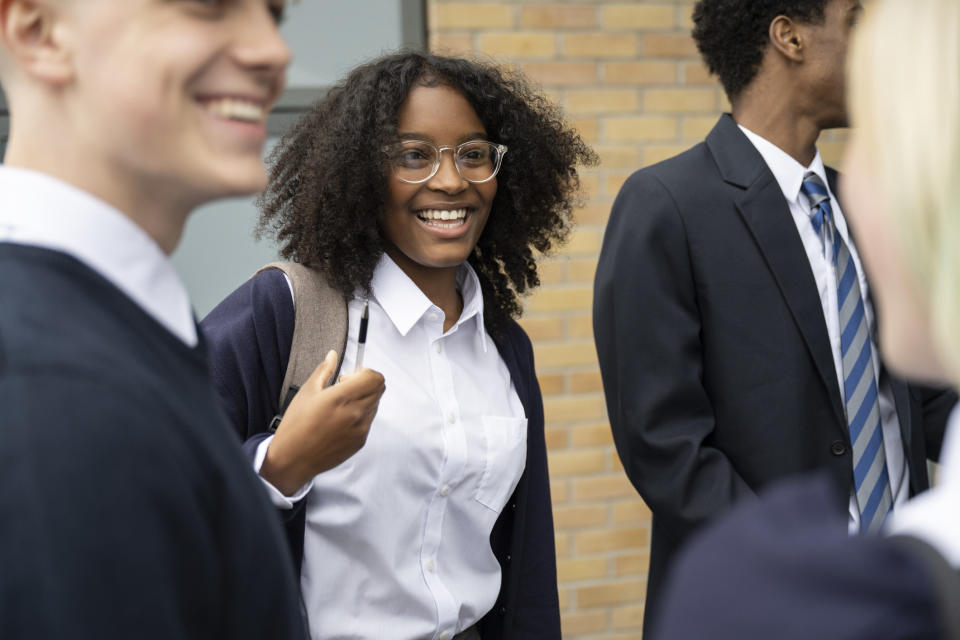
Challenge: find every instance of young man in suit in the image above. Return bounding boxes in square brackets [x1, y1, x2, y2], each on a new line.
[593, 0, 957, 634]
[0, 1, 321, 637]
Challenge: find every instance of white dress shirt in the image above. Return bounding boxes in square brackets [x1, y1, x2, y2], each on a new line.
[255, 254, 527, 640]
[739, 126, 909, 532]
[887, 406, 960, 567]
[0, 166, 197, 346]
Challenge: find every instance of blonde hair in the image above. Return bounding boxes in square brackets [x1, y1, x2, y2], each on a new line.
[848, 0, 960, 383]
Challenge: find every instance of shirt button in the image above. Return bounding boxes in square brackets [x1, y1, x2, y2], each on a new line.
[434, 342, 442, 354]
[438, 632, 451, 640]
[447, 412, 456, 424]
[831, 440, 847, 456]
[426, 558, 436, 572]
[440, 485, 451, 497]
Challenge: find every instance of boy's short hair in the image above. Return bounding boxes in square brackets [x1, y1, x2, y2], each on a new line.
[692, 0, 829, 100]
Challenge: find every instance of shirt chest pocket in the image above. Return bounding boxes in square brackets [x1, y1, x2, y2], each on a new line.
[475, 415, 528, 512]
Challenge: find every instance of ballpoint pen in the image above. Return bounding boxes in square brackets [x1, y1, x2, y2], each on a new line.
[354, 301, 369, 373]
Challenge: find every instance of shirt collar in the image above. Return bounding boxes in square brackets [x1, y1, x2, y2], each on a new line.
[738, 124, 831, 206]
[369, 253, 488, 351]
[0, 166, 198, 346]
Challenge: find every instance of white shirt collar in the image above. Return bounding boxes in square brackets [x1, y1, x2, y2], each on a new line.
[369, 254, 488, 351]
[738, 124, 831, 206]
[0, 166, 198, 346]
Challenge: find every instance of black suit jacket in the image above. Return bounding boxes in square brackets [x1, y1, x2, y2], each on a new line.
[593, 114, 956, 633]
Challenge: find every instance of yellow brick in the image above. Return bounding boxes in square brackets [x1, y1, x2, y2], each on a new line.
[819, 140, 848, 168]
[534, 342, 597, 368]
[564, 33, 638, 58]
[548, 449, 607, 475]
[595, 144, 642, 169]
[611, 453, 625, 472]
[571, 370, 604, 393]
[577, 580, 646, 607]
[560, 228, 603, 255]
[611, 604, 646, 630]
[537, 259, 566, 285]
[521, 61, 598, 87]
[544, 394, 607, 423]
[574, 473, 637, 501]
[479, 32, 557, 59]
[553, 504, 609, 530]
[521, 6, 598, 29]
[602, 5, 676, 31]
[565, 89, 639, 115]
[605, 172, 632, 197]
[683, 60, 714, 84]
[567, 258, 598, 283]
[558, 557, 609, 582]
[558, 587, 571, 610]
[517, 316, 565, 341]
[572, 200, 611, 226]
[556, 532, 572, 558]
[615, 551, 651, 576]
[431, 4, 515, 29]
[576, 527, 649, 553]
[526, 287, 592, 313]
[571, 117, 600, 142]
[644, 87, 716, 113]
[604, 60, 677, 85]
[604, 115, 677, 141]
[642, 33, 699, 58]
[429, 33, 475, 55]
[643, 144, 692, 166]
[680, 3, 695, 30]
[568, 314, 595, 340]
[544, 426, 569, 451]
[538, 373, 566, 396]
[579, 172, 602, 199]
[682, 115, 719, 140]
[561, 610, 609, 636]
[551, 479, 571, 504]
[571, 422, 613, 447]
[612, 500, 652, 524]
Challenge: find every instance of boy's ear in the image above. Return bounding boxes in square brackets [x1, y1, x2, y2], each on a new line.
[0, 0, 72, 86]
[769, 14, 806, 64]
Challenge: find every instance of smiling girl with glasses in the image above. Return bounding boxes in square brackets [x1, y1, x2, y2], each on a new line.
[202, 51, 596, 640]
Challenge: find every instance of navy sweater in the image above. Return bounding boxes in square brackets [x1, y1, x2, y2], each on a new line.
[202, 269, 561, 640]
[0, 245, 306, 640]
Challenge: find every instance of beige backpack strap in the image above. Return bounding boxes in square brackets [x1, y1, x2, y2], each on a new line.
[256, 262, 348, 425]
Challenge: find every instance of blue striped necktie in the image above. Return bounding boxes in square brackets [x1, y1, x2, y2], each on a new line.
[802, 172, 892, 533]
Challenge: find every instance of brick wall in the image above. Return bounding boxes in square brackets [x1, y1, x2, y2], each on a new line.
[427, 3, 846, 638]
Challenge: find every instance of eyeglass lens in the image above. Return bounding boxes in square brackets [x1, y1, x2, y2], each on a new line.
[392, 141, 502, 183]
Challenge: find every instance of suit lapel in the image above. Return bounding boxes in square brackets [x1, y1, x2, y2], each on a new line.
[707, 115, 846, 428]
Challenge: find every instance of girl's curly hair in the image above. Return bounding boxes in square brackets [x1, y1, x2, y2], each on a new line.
[258, 51, 597, 338]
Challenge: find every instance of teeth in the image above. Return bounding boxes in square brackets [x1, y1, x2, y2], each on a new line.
[418, 208, 467, 221]
[204, 98, 266, 123]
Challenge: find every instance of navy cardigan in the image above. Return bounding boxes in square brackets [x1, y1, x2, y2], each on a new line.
[201, 269, 561, 640]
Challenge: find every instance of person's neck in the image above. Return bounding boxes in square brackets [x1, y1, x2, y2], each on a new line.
[385, 247, 464, 333]
[732, 85, 822, 167]
[4, 135, 191, 255]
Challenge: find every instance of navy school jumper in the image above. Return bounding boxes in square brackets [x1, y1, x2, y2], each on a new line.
[201, 269, 561, 640]
[0, 245, 307, 640]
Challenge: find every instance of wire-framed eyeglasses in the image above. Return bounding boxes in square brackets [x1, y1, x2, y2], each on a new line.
[384, 139, 508, 184]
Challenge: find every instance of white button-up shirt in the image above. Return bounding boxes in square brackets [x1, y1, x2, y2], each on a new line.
[256, 254, 527, 640]
[888, 406, 960, 567]
[739, 126, 909, 532]
[0, 166, 197, 346]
